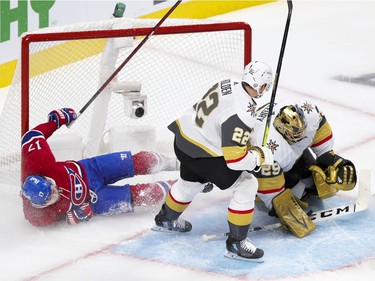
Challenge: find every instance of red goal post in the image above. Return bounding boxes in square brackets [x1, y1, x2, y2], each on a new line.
[21, 21, 251, 135]
[0, 18, 251, 185]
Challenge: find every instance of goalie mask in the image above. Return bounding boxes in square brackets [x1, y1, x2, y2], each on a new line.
[274, 105, 307, 143]
[242, 61, 273, 98]
[22, 175, 60, 208]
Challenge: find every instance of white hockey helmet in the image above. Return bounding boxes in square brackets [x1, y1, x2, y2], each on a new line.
[242, 61, 273, 98]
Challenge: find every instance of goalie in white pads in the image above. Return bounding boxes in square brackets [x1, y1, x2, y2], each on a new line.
[252, 99, 357, 238]
[152, 61, 274, 261]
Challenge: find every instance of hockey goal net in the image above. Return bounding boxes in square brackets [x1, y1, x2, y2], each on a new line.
[0, 18, 251, 185]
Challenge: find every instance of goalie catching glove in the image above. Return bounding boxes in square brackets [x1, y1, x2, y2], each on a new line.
[48, 108, 77, 128]
[309, 151, 357, 199]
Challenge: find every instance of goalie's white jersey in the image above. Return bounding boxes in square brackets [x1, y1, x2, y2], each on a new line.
[168, 79, 262, 171]
[253, 99, 335, 172]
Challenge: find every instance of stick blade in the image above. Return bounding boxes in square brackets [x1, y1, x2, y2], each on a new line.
[201, 233, 228, 242]
[356, 169, 372, 211]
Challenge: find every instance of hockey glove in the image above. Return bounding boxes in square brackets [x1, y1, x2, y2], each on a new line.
[308, 165, 337, 199]
[66, 202, 93, 224]
[326, 159, 357, 191]
[248, 146, 274, 167]
[314, 150, 357, 191]
[48, 108, 77, 128]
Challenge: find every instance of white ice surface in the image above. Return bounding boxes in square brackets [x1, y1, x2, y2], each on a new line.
[1, 1, 375, 280]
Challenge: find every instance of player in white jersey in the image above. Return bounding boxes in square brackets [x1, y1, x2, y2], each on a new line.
[252, 99, 357, 237]
[152, 61, 274, 261]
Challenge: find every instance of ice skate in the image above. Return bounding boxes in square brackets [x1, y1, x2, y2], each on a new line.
[224, 236, 264, 262]
[152, 206, 192, 233]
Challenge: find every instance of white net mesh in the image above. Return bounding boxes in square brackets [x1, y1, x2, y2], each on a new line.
[0, 18, 250, 185]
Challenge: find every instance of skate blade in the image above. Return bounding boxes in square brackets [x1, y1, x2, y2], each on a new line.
[151, 225, 186, 233]
[151, 225, 191, 234]
[224, 251, 264, 263]
[151, 225, 174, 233]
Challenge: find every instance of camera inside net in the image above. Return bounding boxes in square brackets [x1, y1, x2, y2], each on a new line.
[123, 95, 147, 119]
[110, 81, 147, 119]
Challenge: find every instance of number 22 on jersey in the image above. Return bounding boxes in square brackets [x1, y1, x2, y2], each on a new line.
[194, 83, 220, 128]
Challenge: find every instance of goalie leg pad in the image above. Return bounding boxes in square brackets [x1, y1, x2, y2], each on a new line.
[272, 189, 316, 238]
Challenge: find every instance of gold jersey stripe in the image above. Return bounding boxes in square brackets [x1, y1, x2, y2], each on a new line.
[222, 146, 247, 162]
[257, 173, 285, 193]
[165, 193, 190, 213]
[312, 121, 333, 147]
[228, 208, 254, 226]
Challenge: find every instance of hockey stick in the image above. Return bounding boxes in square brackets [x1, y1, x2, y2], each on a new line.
[262, 0, 293, 146]
[70, 0, 182, 123]
[202, 170, 371, 242]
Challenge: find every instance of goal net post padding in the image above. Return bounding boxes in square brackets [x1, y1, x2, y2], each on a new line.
[0, 18, 251, 185]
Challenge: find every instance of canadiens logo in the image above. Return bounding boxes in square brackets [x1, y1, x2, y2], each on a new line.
[66, 167, 88, 206]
